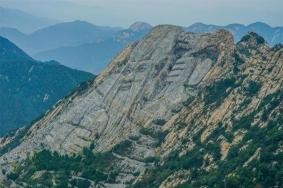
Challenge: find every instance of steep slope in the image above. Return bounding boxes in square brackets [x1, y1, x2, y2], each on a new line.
[0, 36, 94, 136]
[0, 26, 282, 188]
[33, 22, 152, 73]
[186, 22, 283, 45]
[0, 6, 55, 33]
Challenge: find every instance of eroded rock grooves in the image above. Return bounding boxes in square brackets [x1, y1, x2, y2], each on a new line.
[0, 25, 282, 188]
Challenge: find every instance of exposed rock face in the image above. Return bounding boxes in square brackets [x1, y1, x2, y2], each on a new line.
[0, 25, 231, 157]
[0, 25, 282, 188]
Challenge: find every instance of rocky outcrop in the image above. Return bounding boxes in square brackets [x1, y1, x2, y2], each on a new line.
[0, 26, 282, 188]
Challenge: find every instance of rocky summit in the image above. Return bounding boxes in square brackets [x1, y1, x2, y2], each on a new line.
[0, 25, 282, 188]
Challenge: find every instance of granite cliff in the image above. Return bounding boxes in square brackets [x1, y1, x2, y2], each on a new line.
[0, 25, 282, 188]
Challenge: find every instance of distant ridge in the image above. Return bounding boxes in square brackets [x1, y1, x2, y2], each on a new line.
[1, 21, 281, 74]
[33, 22, 152, 73]
[0, 6, 56, 33]
[186, 22, 283, 45]
[0, 20, 121, 54]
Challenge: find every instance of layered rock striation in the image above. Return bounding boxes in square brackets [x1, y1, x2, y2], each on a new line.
[0, 25, 282, 188]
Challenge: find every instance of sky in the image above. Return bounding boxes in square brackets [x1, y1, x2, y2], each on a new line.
[0, 0, 282, 27]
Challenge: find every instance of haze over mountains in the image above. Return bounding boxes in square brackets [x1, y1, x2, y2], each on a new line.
[0, 9, 282, 74]
[186, 22, 283, 45]
[33, 22, 152, 73]
[0, 20, 121, 54]
[0, 20, 151, 73]
[0, 6, 56, 33]
[0, 36, 94, 136]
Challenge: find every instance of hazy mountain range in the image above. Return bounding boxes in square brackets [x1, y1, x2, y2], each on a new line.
[0, 6, 56, 33]
[33, 22, 152, 73]
[0, 6, 282, 75]
[186, 22, 283, 45]
[0, 36, 94, 135]
[0, 20, 121, 54]
[1, 20, 282, 74]
[0, 20, 150, 73]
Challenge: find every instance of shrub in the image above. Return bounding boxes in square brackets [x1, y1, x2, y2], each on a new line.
[260, 91, 282, 122]
[227, 145, 239, 159]
[175, 122, 187, 130]
[255, 35, 265, 44]
[232, 113, 255, 130]
[7, 172, 19, 181]
[244, 81, 261, 97]
[152, 118, 166, 126]
[205, 143, 221, 160]
[129, 135, 140, 141]
[204, 77, 237, 106]
[240, 35, 251, 43]
[144, 156, 159, 163]
[234, 52, 245, 66]
[225, 175, 241, 188]
[171, 106, 182, 113]
[139, 127, 152, 135]
[182, 96, 194, 107]
[176, 183, 195, 188]
[18, 145, 115, 186]
[71, 179, 91, 188]
[112, 140, 132, 154]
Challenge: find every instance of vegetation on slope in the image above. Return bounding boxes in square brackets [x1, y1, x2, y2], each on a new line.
[6, 144, 117, 187]
[134, 86, 283, 188]
[0, 36, 94, 135]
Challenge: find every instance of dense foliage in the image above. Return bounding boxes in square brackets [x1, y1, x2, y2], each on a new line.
[10, 145, 116, 187]
[134, 86, 283, 188]
[204, 77, 238, 106]
[0, 36, 94, 135]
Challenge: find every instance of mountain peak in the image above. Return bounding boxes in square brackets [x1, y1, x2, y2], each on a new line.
[129, 22, 152, 32]
[0, 26, 237, 160]
[0, 23, 282, 187]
